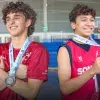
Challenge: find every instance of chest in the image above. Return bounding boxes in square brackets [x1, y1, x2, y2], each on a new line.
[71, 46, 100, 77]
[2, 49, 32, 71]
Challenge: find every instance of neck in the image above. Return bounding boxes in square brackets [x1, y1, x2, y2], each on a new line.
[78, 34, 90, 39]
[11, 35, 28, 48]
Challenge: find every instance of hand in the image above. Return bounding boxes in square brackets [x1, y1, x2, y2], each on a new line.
[0, 69, 8, 91]
[91, 57, 100, 75]
[0, 56, 5, 70]
[16, 64, 27, 79]
[0, 59, 7, 90]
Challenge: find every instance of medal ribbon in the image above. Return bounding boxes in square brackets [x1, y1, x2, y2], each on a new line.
[9, 37, 31, 77]
[73, 34, 99, 46]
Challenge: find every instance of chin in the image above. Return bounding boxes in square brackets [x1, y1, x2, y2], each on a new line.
[10, 33, 19, 36]
[84, 32, 92, 36]
[84, 34, 91, 38]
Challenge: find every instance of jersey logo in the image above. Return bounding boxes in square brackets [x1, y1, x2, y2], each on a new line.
[23, 52, 32, 61]
[78, 56, 83, 62]
[42, 70, 47, 75]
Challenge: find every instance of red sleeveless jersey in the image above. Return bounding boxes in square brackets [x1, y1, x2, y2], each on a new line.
[62, 40, 100, 100]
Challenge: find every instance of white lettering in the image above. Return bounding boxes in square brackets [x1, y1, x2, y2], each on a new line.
[77, 68, 83, 75]
[77, 65, 92, 75]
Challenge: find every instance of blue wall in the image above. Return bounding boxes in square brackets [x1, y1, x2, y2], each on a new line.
[43, 42, 63, 68]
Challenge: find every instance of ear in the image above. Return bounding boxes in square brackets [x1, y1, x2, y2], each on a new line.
[26, 19, 32, 27]
[71, 22, 76, 30]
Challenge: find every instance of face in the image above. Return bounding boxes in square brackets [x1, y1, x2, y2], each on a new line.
[5, 12, 31, 37]
[71, 15, 95, 38]
[97, 24, 100, 33]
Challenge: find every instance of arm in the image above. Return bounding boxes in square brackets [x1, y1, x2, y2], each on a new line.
[57, 47, 100, 95]
[0, 80, 6, 91]
[0, 69, 43, 100]
[0, 64, 43, 99]
[9, 46, 48, 99]
[0, 45, 48, 99]
[15, 64, 27, 79]
[10, 78, 43, 100]
[0, 57, 27, 91]
[0, 56, 7, 91]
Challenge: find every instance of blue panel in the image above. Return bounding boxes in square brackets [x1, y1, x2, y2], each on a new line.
[42, 42, 63, 68]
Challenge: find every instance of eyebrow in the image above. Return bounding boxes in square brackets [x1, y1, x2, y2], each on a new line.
[80, 16, 94, 19]
[14, 14, 22, 17]
[6, 14, 22, 19]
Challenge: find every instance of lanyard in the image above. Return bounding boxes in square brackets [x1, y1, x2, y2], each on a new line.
[73, 34, 99, 92]
[73, 34, 100, 46]
[9, 37, 31, 77]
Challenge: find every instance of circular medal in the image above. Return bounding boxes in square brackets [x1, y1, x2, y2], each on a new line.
[5, 76, 16, 87]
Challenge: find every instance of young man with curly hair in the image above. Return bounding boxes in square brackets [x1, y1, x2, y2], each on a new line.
[58, 4, 100, 100]
[0, 1, 49, 100]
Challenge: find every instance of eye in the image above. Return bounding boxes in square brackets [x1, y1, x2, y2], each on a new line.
[81, 19, 87, 21]
[6, 18, 10, 22]
[14, 17, 20, 20]
[90, 19, 94, 22]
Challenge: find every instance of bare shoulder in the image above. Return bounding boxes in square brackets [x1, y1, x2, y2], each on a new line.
[58, 46, 71, 66]
[58, 46, 71, 80]
[58, 46, 69, 57]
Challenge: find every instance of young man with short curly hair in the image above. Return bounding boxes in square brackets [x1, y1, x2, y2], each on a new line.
[58, 4, 100, 100]
[0, 1, 49, 100]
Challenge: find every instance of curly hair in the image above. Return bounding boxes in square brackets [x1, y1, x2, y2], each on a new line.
[69, 4, 96, 22]
[2, 1, 37, 36]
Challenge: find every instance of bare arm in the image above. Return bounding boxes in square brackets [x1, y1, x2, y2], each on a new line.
[0, 62, 42, 99]
[0, 69, 43, 100]
[57, 47, 100, 95]
[0, 57, 7, 91]
[0, 60, 27, 91]
[15, 64, 27, 79]
[10, 78, 43, 100]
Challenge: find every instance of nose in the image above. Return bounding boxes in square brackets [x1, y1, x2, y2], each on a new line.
[87, 21, 92, 26]
[8, 19, 15, 25]
[86, 20, 94, 27]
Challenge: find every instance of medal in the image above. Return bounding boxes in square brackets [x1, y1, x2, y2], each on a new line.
[5, 37, 31, 86]
[5, 76, 16, 86]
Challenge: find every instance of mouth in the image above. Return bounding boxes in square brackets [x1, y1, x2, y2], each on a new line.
[84, 28, 93, 32]
[10, 26, 18, 30]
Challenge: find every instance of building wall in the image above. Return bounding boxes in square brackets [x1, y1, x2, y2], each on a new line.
[0, 0, 100, 34]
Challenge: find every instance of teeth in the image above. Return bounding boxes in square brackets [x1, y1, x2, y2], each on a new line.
[85, 28, 92, 30]
[10, 26, 17, 29]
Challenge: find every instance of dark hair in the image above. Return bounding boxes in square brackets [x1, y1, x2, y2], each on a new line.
[69, 4, 96, 22]
[2, 1, 37, 36]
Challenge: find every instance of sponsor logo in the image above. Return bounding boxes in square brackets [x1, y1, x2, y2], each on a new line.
[77, 65, 92, 75]
[42, 70, 48, 75]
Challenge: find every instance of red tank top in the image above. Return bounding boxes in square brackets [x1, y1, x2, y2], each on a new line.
[62, 40, 100, 100]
